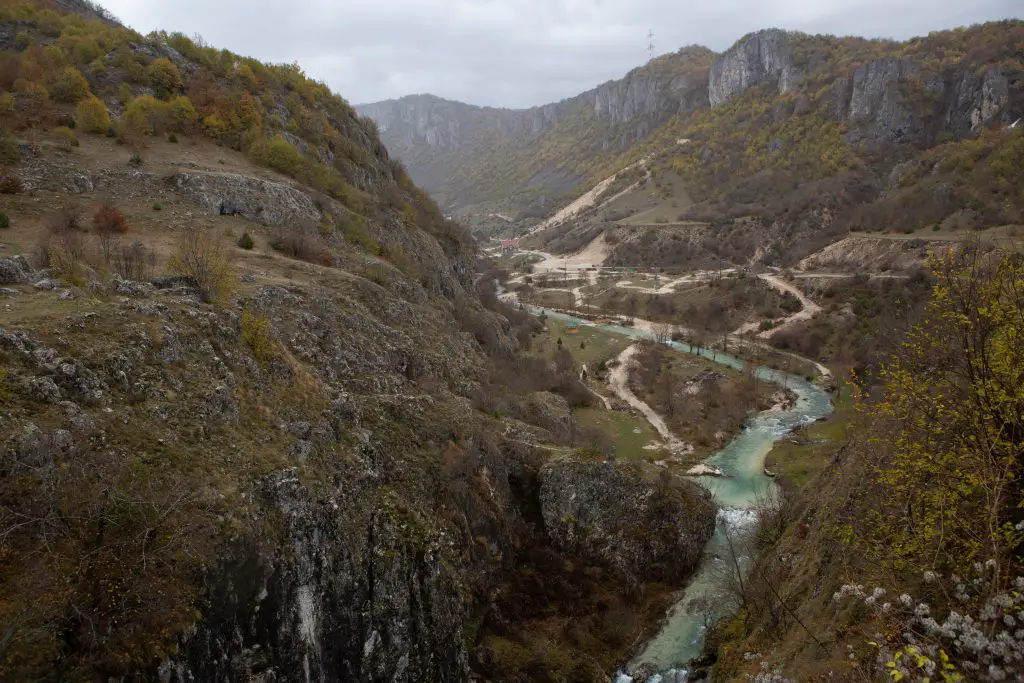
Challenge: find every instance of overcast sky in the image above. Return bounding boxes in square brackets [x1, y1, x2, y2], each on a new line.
[101, 0, 1020, 109]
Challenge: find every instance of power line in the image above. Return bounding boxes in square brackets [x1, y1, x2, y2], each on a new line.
[647, 29, 655, 62]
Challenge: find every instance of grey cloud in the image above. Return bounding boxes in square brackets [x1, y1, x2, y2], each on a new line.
[102, 0, 1021, 108]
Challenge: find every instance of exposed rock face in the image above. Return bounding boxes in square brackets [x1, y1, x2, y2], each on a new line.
[524, 391, 573, 441]
[539, 458, 717, 584]
[848, 58, 923, 142]
[167, 170, 321, 227]
[947, 66, 1011, 131]
[166, 469, 468, 682]
[594, 67, 709, 125]
[0, 257, 29, 285]
[709, 29, 798, 107]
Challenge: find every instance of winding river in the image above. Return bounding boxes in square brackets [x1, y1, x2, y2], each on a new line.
[533, 308, 834, 680]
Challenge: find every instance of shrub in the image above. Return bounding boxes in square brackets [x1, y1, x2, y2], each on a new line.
[92, 204, 128, 235]
[41, 210, 88, 279]
[167, 132, 178, 143]
[54, 126, 79, 150]
[0, 212, 8, 229]
[270, 228, 333, 265]
[50, 67, 90, 103]
[249, 135, 303, 176]
[168, 225, 236, 302]
[152, 202, 162, 211]
[129, 150, 143, 166]
[166, 96, 197, 132]
[240, 310, 276, 365]
[147, 58, 182, 98]
[337, 212, 380, 253]
[237, 232, 254, 250]
[76, 95, 112, 133]
[124, 95, 167, 135]
[0, 168, 22, 194]
[0, 133, 20, 164]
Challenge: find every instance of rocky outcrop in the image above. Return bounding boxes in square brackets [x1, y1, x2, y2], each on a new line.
[539, 458, 717, 584]
[166, 469, 468, 682]
[166, 170, 321, 227]
[709, 29, 798, 107]
[523, 391, 573, 441]
[947, 65, 1011, 132]
[594, 60, 709, 124]
[840, 57, 944, 142]
[0, 257, 30, 285]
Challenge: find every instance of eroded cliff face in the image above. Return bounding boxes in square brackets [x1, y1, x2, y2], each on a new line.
[539, 458, 717, 585]
[708, 29, 799, 107]
[712, 31, 1015, 143]
[165, 470, 469, 682]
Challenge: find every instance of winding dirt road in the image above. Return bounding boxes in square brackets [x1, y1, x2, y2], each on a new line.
[607, 344, 692, 456]
[732, 273, 822, 339]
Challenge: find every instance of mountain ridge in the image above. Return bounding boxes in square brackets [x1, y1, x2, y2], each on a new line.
[356, 45, 715, 211]
[358, 23, 1022, 227]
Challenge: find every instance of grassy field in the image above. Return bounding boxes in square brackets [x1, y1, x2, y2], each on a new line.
[574, 407, 667, 461]
[765, 406, 852, 489]
[520, 288, 574, 310]
[529, 319, 633, 368]
[526, 321, 669, 461]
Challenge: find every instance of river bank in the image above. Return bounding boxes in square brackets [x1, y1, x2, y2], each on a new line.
[521, 306, 833, 678]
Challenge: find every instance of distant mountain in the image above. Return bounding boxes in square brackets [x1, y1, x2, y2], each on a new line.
[359, 24, 1023, 233]
[356, 46, 715, 214]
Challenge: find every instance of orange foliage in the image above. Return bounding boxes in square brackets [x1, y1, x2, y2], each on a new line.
[92, 203, 128, 234]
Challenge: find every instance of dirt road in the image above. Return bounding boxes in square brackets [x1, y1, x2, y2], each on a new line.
[607, 344, 692, 456]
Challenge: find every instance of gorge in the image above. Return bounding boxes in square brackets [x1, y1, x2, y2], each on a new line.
[0, 1, 1022, 681]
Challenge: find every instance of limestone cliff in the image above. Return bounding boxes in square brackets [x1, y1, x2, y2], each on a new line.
[708, 29, 799, 107]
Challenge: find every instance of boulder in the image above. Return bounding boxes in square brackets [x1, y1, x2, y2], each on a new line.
[524, 391, 572, 441]
[0, 257, 28, 285]
[539, 458, 716, 584]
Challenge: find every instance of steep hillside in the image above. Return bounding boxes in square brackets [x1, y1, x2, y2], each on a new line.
[357, 46, 714, 215]
[0, 2, 721, 681]
[704, 245, 1024, 682]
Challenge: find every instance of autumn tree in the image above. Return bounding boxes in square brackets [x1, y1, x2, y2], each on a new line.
[124, 95, 167, 135]
[75, 94, 111, 133]
[857, 245, 1024, 579]
[93, 203, 127, 264]
[49, 66, 90, 103]
[147, 57, 182, 98]
[167, 95, 197, 133]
